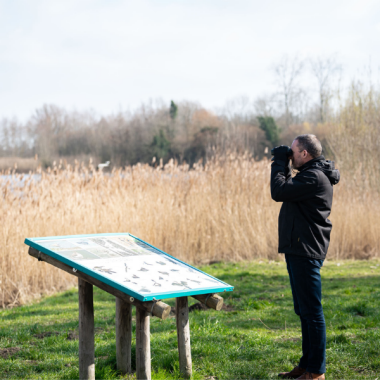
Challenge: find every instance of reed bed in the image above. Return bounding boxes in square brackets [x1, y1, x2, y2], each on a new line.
[0, 155, 379, 307]
[0, 157, 39, 172]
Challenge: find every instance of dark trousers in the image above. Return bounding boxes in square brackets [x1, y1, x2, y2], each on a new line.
[285, 254, 326, 374]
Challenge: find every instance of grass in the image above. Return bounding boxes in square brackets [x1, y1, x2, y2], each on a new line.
[0, 259, 379, 379]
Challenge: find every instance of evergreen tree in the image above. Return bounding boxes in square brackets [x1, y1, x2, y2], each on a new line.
[257, 116, 280, 147]
[150, 129, 171, 159]
[169, 100, 178, 120]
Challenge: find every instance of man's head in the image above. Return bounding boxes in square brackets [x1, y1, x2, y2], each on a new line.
[290, 134, 322, 169]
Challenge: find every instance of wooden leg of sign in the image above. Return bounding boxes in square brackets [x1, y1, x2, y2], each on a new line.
[78, 278, 95, 380]
[115, 297, 132, 374]
[136, 307, 151, 380]
[176, 296, 192, 379]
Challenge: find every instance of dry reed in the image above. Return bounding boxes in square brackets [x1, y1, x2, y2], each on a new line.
[0, 157, 39, 172]
[0, 154, 379, 307]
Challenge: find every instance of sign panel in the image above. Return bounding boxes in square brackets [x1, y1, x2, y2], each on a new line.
[25, 233, 233, 301]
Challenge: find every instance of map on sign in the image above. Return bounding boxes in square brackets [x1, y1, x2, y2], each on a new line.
[24, 233, 233, 301]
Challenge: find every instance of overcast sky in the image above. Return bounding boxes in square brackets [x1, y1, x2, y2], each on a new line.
[1, 0, 379, 121]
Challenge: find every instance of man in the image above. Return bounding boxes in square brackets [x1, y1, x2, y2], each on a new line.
[270, 134, 340, 380]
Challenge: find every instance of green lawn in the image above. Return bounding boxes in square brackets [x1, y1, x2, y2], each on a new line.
[1, 259, 379, 379]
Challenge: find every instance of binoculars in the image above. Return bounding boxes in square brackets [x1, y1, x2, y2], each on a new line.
[271, 146, 293, 158]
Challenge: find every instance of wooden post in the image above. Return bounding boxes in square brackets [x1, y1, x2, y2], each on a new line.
[136, 307, 151, 380]
[115, 297, 132, 374]
[176, 296, 192, 379]
[78, 278, 95, 380]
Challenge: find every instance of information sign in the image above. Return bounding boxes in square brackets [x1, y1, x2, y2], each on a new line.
[25, 233, 233, 301]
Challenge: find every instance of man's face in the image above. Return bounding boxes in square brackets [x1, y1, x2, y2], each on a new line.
[290, 140, 308, 169]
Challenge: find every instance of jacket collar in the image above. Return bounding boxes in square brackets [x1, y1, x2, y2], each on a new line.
[298, 155, 325, 172]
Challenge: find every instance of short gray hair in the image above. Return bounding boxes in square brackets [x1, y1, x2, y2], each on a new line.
[295, 134, 322, 158]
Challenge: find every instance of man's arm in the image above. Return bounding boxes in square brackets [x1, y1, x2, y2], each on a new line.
[271, 160, 318, 202]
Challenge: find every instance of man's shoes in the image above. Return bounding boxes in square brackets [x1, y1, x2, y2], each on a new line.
[278, 366, 306, 379]
[295, 372, 325, 380]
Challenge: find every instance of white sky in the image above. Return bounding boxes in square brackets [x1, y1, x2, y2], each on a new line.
[1, 0, 379, 121]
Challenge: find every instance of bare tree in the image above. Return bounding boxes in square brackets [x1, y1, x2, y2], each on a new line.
[221, 96, 253, 138]
[272, 55, 306, 127]
[0, 118, 30, 157]
[254, 94, 277, 117]
[309, 55, 342, 122]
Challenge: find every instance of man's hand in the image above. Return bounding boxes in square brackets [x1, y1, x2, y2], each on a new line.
[271, 145, 292, 162]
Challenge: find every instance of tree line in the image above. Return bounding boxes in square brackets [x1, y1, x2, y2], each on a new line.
[0, 55, 378, 168]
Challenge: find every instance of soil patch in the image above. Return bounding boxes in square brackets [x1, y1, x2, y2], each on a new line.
[189, 303, 209, 312]
[171, 302, 235, 314]
[0, 347, 21, 359]
[352, 367, 367, 373]
[25, 360, 39, 365]
[34, 331, 60, 339]
[67, 331, 79, 340]
[221, 303, 234, 311]
[190, 302, 235, 312]
[170, 303, 209, 314]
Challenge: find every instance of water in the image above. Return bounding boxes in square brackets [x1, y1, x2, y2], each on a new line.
[1, 174, 41, 187]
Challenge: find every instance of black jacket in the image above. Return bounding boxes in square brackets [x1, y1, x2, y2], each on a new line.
[271, 155, 340, 259]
